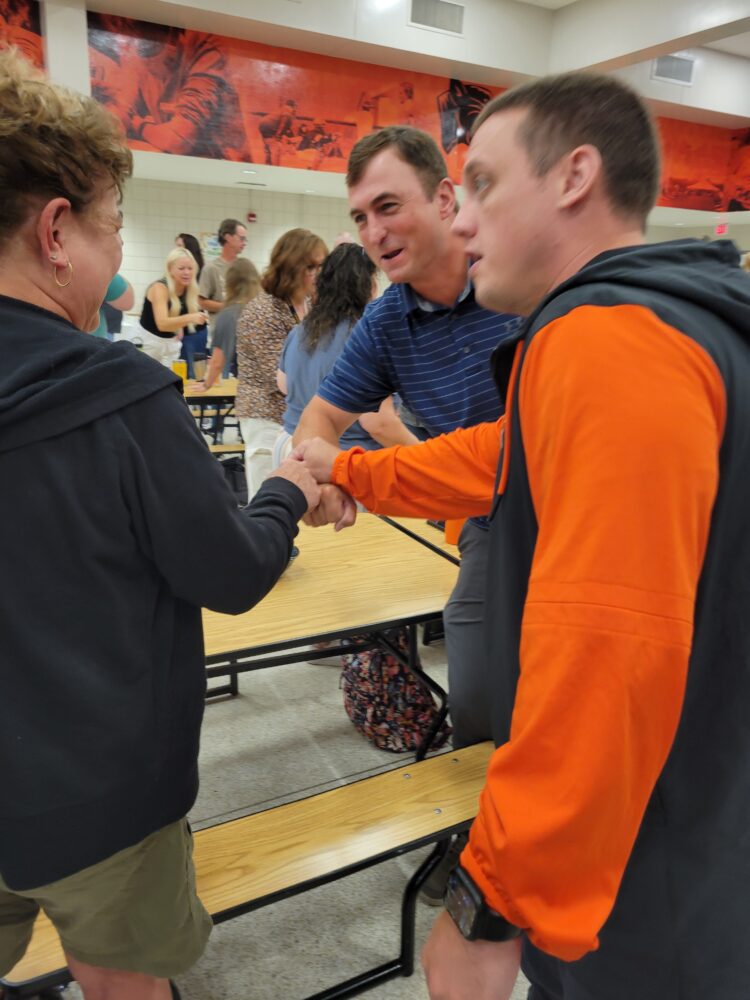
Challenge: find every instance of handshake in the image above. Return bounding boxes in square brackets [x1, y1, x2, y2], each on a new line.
[269, 438, 355, 531]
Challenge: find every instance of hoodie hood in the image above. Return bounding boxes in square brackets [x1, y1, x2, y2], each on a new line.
[531, 239, 750, 346]
[0, 295, 179, 454]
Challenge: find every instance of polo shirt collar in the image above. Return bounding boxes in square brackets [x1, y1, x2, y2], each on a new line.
[399, 276, 474, 316]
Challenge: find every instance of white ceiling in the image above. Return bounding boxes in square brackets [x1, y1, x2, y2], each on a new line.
[705, 32, 750, 60]
[511, 0, 582, 7]
[131, 151, 750, 230]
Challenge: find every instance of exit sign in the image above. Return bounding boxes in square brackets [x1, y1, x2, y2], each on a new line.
[715, 222, 729, 236]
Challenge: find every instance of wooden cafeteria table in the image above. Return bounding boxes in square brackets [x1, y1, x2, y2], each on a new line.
[184, 377, 237, 400]
[184, 377, 237, 443]
[203, 514, 459, 756]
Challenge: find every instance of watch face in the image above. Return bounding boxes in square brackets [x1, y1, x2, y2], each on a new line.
[445, 870, 478, 939]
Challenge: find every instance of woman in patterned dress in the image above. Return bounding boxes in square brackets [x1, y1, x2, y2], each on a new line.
[236, 228, 326, 499]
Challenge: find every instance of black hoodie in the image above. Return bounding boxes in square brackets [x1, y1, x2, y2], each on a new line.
[0, 296, 307, 889]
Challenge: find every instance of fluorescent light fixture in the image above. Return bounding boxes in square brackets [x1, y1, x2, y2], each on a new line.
[243, 169, 257, 174]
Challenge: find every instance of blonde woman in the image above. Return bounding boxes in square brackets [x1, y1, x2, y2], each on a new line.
[236, 227, 327, 498]
[138, 247, 207, 372]
[196, 257, 260, 391]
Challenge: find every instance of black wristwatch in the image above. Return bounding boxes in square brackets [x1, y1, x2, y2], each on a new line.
[444, 865, 523, 942]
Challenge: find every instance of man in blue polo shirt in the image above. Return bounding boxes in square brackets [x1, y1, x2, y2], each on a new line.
[295, 124, 521, 779]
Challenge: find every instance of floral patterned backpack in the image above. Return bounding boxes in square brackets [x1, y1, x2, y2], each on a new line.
[340, 628, 452, 753]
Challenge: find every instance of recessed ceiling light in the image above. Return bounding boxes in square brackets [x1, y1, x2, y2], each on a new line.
[674, 222, 685, 227]
[243, 169, 257, 175]
[305, 189, 315, 194]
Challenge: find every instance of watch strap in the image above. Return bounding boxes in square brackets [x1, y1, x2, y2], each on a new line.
[447, 864, 523, 942]
[474, 900, 523, 942]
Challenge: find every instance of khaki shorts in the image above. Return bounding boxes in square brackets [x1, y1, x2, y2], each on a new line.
[0, 819, 212, 980]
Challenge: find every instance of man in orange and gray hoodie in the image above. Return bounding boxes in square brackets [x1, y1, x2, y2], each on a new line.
[295, 74, 750, 1000]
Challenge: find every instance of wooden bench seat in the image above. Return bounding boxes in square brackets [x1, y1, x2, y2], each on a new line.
[208, 442, 244, 454]
[2, 742, 493, 999]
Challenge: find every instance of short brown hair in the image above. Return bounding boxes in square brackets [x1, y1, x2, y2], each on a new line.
[474, 73, 660, 225]
[0, 48, 132, 253]
[346, 126, 448, 199]
[218, 218, 245, 245]
[262, 228, 327, 301]
[224, 257, 261, 308]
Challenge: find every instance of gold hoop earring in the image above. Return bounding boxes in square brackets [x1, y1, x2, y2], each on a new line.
[53, 261, 73, 288]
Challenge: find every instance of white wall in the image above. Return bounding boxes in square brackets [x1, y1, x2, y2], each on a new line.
[647, 224, 750, 249]
[120, 178, 354, 309]
[612, 47, 750, 122]
[352, 0, 552, 80]
[40, 0, 91, 94]
[550, 0, 750, 72]
[121, 179, 750, 313]
[119, 177, 750, 309]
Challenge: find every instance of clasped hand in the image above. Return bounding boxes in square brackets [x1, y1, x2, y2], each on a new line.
[269, 437, 356, 531]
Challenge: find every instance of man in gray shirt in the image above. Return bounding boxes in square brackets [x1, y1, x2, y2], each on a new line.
[198, 218, 247, 336]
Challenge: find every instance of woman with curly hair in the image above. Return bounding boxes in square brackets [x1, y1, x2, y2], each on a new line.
[236, 227, 326, 498]
[274, 242, 411, 464]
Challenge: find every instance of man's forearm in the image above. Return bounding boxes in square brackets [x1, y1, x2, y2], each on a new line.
[330, 421, 502, 519]
[293, 400, 352, 448]
[204, 348, 225, 389]
[359, 397, 419, 447]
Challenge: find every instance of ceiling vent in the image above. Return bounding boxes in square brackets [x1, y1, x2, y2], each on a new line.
[651, 54, 695, 86]
[410, 0, 465, 35]
[237, 181, 267, 187]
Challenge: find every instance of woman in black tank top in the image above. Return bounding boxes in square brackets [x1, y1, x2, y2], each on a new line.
[138, 248, 207, 374]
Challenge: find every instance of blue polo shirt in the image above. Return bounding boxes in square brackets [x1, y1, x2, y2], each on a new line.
[318, 280, 522, 437]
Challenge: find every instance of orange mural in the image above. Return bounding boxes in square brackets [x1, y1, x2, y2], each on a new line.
[85, 12, 750, 209]
[86, 13, 500, 183]
[0, 0, 43, 69]
[656, 117, 746, 213]
[725, 131, 750, 211]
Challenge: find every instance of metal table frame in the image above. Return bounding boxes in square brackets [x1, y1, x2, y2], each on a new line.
[205, 612, 449, 763]
[185, 383, 238, 444]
